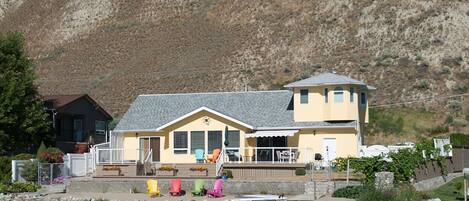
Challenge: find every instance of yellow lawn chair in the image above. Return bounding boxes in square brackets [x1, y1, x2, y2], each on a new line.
[147, 179, 160, 197]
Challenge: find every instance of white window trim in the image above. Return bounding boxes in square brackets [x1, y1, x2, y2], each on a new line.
[300, 89, 309, 104]
[173, 131, 189, 154]
[95, 120, 106, 135]
[138, 136, 161, 163]
[190, 131, 205, 155]
[333, 87, 344, 103]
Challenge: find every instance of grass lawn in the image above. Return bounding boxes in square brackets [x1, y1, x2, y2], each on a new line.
[425, 176, 465, 201]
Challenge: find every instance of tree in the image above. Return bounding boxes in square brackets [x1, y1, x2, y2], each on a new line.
[0, 32, 53, 155]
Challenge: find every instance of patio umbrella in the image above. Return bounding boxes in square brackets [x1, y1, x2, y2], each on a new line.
[224, 126, 229, 146]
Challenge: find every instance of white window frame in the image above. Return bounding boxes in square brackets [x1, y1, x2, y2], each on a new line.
[300, 89, 309, 104]
[138, 136, 161, 163]
[173, 131, 189, 154]
[190, 131, 205, 155]
[334, 87, 344, 103]
[95, 120, 106, 135]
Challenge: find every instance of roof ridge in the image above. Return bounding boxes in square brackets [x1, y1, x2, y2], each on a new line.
[138, 90, 291, 97]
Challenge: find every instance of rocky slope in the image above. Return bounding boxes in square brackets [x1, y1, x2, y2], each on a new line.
[1, 0, 468, 119]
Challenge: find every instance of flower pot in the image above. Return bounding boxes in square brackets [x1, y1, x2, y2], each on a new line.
[190, 170, 208, 177]
[155, 170, 176, 176]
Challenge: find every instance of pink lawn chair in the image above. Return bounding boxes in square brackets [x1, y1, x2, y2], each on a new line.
[169, 178, 182, 196]
[207, 179, 224, 198]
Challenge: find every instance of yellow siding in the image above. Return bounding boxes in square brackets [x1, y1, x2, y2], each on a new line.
[122, 110, 250, 163]
[293, 85, 369, 123]
[293, 128, 359, 159]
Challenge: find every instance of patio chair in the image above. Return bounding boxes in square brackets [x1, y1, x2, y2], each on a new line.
[191, 179, 206, 196]
[144, 161, 154, 175]
[195, 149, 205, 163]
[207, 149, 221, 163]
[169, 178, 182, 196]
[146, 179, 160, 197]
[292, 151, 300, 162]
[207, 179, 224, 198]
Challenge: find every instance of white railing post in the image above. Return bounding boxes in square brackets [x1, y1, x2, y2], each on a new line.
[110, 149, 113, 164]
[272, 147, 274, 164]
[255, 147, 257, 164]
[289, 147, 292, 163]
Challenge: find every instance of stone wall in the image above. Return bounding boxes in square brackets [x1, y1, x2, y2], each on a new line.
[413, 172, 463, 191]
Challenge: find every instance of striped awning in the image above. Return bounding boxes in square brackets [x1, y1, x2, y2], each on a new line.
[245, 130, 299, 138]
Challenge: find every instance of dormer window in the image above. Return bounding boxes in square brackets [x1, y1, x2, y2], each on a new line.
[324, 88, 329, 103]
[350, 87, 354, 102]
[334, 87, 344, 103]
[360, 92, 367, 106]
[300, 89, 309, 104]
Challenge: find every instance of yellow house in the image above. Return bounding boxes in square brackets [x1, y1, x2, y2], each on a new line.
[106, 73, 375, 169]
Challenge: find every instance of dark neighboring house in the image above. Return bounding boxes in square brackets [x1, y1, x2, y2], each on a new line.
[43, 94, 112, 153]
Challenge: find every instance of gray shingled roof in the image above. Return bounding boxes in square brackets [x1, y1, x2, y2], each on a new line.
[285, 73, 375, 89]
[115, 90, 356, 131]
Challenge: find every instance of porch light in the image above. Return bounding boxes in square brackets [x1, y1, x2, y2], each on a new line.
[135, 133, 139, 138]
[313, 130, 316, 135]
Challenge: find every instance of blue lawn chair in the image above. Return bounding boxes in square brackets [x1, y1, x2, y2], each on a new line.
[195, 149, 205, 163]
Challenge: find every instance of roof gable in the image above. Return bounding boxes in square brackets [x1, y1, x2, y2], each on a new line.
[43, 94, 112, 119]
[156, 107, 254, 131]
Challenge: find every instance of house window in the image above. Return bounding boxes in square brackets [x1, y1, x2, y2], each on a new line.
[95, 120, 106, 135]
[334, 87, 344, 103]
[190, 131, 205, 154]
[360, 92, 367, 106]
[324, 88, 329, 103]
[173, 131, 188, 154]
[350, 87, 354, 102]
[226, 130, 240, 148]
[300, 89, 308, 104]
[208, 131, 222, 154]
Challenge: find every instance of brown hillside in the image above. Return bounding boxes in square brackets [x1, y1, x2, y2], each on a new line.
[1, 0, 468, 118]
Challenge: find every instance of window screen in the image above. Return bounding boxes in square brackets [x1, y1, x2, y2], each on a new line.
[173, 131, 188, 154]
[226, 130, 240, 148]
[208, 131, 222, 154]
[300, 89, 308, 104]
[191, 131, 205, 154]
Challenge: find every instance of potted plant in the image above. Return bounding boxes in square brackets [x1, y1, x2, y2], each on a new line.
[102, 165, 121, 176]
[155, 166, 177, 176]
[189, 166, 208, 176]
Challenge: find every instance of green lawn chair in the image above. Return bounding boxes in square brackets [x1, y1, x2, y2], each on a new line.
[191, 179, 206, 196]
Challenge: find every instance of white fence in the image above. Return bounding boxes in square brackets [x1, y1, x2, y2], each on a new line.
[11, 160, 31, 182]
[359, 144, 414, 157]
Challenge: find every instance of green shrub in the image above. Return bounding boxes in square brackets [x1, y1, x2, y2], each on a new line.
[0, 156, 11, 184]
[222, 170, 233, 179]
[20, 161, 38, 182]
[332, 186, 365, 199]
[295, 168, 306, 176]
[450, 133, 469, 146]
[7, 182, 40, 193]
[13, 153, 34, 160]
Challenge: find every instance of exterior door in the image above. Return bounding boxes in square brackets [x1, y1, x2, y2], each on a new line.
[323, 138, 337, 166]
[73, 119, 83, 142]
[139, 137, 160, 162]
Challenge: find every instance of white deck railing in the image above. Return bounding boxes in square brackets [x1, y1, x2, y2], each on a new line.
[223, 147, 313, 164]
[95, 148, 151, 165]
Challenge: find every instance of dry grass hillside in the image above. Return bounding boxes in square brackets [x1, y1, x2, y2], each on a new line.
[1, 0, 469, 142]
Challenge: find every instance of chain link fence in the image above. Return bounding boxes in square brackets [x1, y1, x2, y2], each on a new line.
[37, 163, 68, 185]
